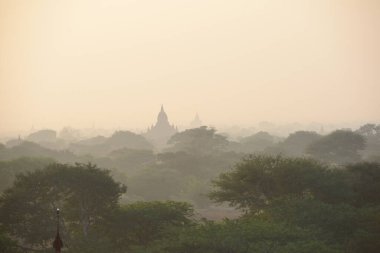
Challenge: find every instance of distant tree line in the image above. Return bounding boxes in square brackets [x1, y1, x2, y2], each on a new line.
[1, 124, 380, 209]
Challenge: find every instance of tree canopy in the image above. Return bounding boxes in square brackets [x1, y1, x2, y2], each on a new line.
[0, 163, 126, 250]
[167, 126, 229, 155]
[210, 155, 350, 211]
[307, 130, 365, 164]
[209, 155, 380, 253]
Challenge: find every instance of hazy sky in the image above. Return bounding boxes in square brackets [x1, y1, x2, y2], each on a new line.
[1, 0, 379, 134]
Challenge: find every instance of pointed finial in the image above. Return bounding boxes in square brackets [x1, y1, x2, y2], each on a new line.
[53, 208, 63, 252]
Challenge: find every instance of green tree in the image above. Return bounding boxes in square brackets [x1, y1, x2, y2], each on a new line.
[0, 227, 21, 253]
[210, 155, 380, 253]
[347, 162, 380, 207]
[70, 130, 153, 157]
[0, 141, 79, 163]
[127, 151, 241, 206]
[166, 126, 229, 155]
[274, 131, 321, 157]
[0, 163, 126, 250]
[210, 155, 351, 211]
[0, 157, 54, 192]
[268, 197, 359, 243]
[356, 124, 380, 137]
[104, 201, 193, 250]
[127, 167, 185, 201]
[150, 217, 341, 253]
[307, 130, 365, 164]
[268, 197, 380, 253]
[355, 124, 380, 162]
[238, 131, 276, 153]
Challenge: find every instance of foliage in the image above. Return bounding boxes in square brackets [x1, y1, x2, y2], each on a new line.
[236, 131, 276, 153]
[127, 167, 186, 201]
[268, 197, 359, 243]
[0, 227, 21, 253]
[210, 155, 380, 253]
[126, 151, 241, 207]
[1, 124, 380, 252]
[70, 131, 153, 156]
[270, 131, 321, 157]
[109, 148, 155, 167]
[268, 197, 380, 253]
[147, 217, 341, 253]
[355, 124, 380, 162]
[0, 163, 126, 250]
[0, 157, 54, 192]
[26, 129, 57, 143]
[356, 124, 380, 137]
[103, 201, 194, 250]
[307, 130, 365, 164]
[167, 126, 228, 155]
[210, 155, 351, 211]
[0, 141, 80, 163]
[347, 162, 380, 207]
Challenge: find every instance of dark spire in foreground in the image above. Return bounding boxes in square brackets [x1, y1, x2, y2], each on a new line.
[53, 208, 63, 253]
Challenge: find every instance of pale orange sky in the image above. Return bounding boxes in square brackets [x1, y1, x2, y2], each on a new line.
[1, 0, 379, 134]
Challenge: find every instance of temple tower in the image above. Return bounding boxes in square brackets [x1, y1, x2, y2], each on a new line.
[145, 105, 177, 148]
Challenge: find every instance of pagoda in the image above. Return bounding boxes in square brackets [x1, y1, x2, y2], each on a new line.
[145, 105, 177, 148]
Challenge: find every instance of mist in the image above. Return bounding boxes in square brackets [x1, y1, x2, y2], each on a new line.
[1, 1, 380, 253]
[1, 0, 379, 135]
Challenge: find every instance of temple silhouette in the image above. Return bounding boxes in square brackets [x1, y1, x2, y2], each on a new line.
[190, 113, 202, 128]
[145, 105, 177, 148]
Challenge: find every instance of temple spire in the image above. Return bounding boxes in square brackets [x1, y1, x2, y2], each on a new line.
[145, 105, 177, 148]
[157, 105, 169, 125]
[190, 113, 202, 128]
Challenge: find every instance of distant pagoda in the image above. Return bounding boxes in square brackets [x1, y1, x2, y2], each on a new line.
[190, 113, 202, 128]
[145, 105, 177, 148]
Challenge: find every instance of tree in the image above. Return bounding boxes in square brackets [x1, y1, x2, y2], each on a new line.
[26, 129, 57, 143]
[70, 131, 153, 157]
[127, 167, 185, 201]
[103, 201, 193, 250]
[210, 155, 351, 211]
[0, 163, 126, 250]
[166, 126, 229, 155]
[275, 131, 321, 157]
[107, 148, 155, 175]
[126, 150, 241, 206]
[0, 141, 79, 163]
[211, 155, 380, 253]
[0, 157, 54, 192]
[0, 227, 21, 253]
[307, 130, 365, 164]
[150, 217, 341, 253]
[356, 124, 380, 137]
[268, 197, 360, 244]
[238, 131, 276, 153]
[268, 197, 380, 253]
[347, 162, 380, 207]
[355, 124, 380, 161]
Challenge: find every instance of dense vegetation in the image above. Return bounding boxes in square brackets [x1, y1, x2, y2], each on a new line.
[0, 124, 379, 252]
[1, 158, 379, 252]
